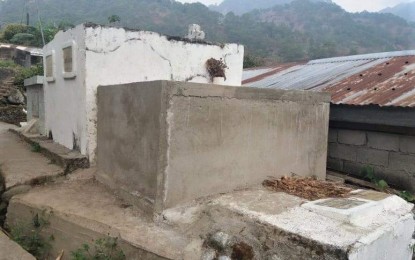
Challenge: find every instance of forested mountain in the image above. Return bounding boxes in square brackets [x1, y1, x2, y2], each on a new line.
[380, 2, 415, 23]
[0, 0, 414, 63]
[209, 0, 332, 15]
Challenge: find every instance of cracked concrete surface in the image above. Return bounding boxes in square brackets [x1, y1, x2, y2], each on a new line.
[0, 122, 63, 191]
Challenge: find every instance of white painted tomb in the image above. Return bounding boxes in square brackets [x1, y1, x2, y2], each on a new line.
[42, 23, 244, 163]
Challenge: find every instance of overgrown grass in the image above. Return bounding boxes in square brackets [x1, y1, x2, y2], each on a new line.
[71, 236, 126, 260]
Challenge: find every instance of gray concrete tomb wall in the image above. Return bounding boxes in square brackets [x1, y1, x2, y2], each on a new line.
[97, 81, 331, 213]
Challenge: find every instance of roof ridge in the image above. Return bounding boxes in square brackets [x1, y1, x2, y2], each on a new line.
[308, 50, 415, 65]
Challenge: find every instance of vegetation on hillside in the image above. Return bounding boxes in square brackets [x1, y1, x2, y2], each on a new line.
[0, 0, 414, 63]
[0, 23, 71, 47]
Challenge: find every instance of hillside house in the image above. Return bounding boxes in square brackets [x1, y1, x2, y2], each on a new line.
[0, 43, 42, 67]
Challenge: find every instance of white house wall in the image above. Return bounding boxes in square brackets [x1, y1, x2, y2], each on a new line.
[84, 25, 244, 162]
[43, 25, 88, 154]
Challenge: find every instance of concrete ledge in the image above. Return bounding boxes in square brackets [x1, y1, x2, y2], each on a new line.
[23, 76, 43, 87]
[6, 180, 187, 260]
[168, 81, 331, 103]
[9, 129, 89, 174]
[0, 230, 35, 260]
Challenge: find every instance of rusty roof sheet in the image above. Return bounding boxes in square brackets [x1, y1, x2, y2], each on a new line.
[243, 50, 415, 107]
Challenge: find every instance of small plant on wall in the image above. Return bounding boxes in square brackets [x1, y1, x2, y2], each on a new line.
[206, 58, 228, 82]
[71, 236, 126, 260]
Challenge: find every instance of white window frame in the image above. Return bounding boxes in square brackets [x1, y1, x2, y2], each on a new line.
[45, 50, 56, 83]
[62, 41, 77, 79]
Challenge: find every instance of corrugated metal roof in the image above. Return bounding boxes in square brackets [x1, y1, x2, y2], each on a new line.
[243, 50, 415, 108]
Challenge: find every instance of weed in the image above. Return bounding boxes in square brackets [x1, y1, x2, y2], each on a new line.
[71, 236, 126, 260]
[31, 143, 41, 153]
[10, 210, 53, 259]
[361, 166, 415, 203]
[361, 166, 389, 191]
[399, 191, 415, 203]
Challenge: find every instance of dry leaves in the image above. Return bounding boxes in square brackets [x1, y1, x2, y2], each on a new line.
[263, 176, 352, 201]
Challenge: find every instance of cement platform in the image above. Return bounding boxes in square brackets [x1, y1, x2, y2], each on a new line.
[6, 176, 414, 260]
[6, 178, 189, 260]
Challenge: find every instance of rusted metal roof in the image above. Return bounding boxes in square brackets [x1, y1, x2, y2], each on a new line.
[243, 50, 415, 107]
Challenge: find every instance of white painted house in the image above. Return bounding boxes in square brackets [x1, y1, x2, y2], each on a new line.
[42, 23, 244, 163]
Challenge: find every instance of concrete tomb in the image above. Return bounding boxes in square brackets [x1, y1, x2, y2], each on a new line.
[96, 81, 331, 212]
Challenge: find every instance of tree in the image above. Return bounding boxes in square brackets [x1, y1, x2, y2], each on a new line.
[10, 33, 36, 46]
[243, 55, 263, 68]
[0, 23, 59, 47]
[108, 15, 121, 24]
[1, 24, 30, 42]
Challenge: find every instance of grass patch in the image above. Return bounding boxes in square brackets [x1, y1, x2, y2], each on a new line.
[31, 143, 41, 153]
[71, 236, 126, 260]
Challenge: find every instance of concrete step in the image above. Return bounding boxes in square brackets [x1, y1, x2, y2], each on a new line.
[6, 179, 189, 260]
[9, 130, 89, 174]
[0, 123, 65, 194]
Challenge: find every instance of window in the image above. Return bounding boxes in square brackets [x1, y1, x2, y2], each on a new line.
[62, 41, 77, 79]
[63, 46, 73, 73]
[45, 51, 55, 82]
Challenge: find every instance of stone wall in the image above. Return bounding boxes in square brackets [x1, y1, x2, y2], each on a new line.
[327, 128, 415, 192]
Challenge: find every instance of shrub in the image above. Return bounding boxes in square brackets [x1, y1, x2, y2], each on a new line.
[13, 64, 44, 88]
[0, 60, 19, 69]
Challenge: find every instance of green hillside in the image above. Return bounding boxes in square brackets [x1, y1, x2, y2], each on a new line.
[0, 0, 414, 63]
